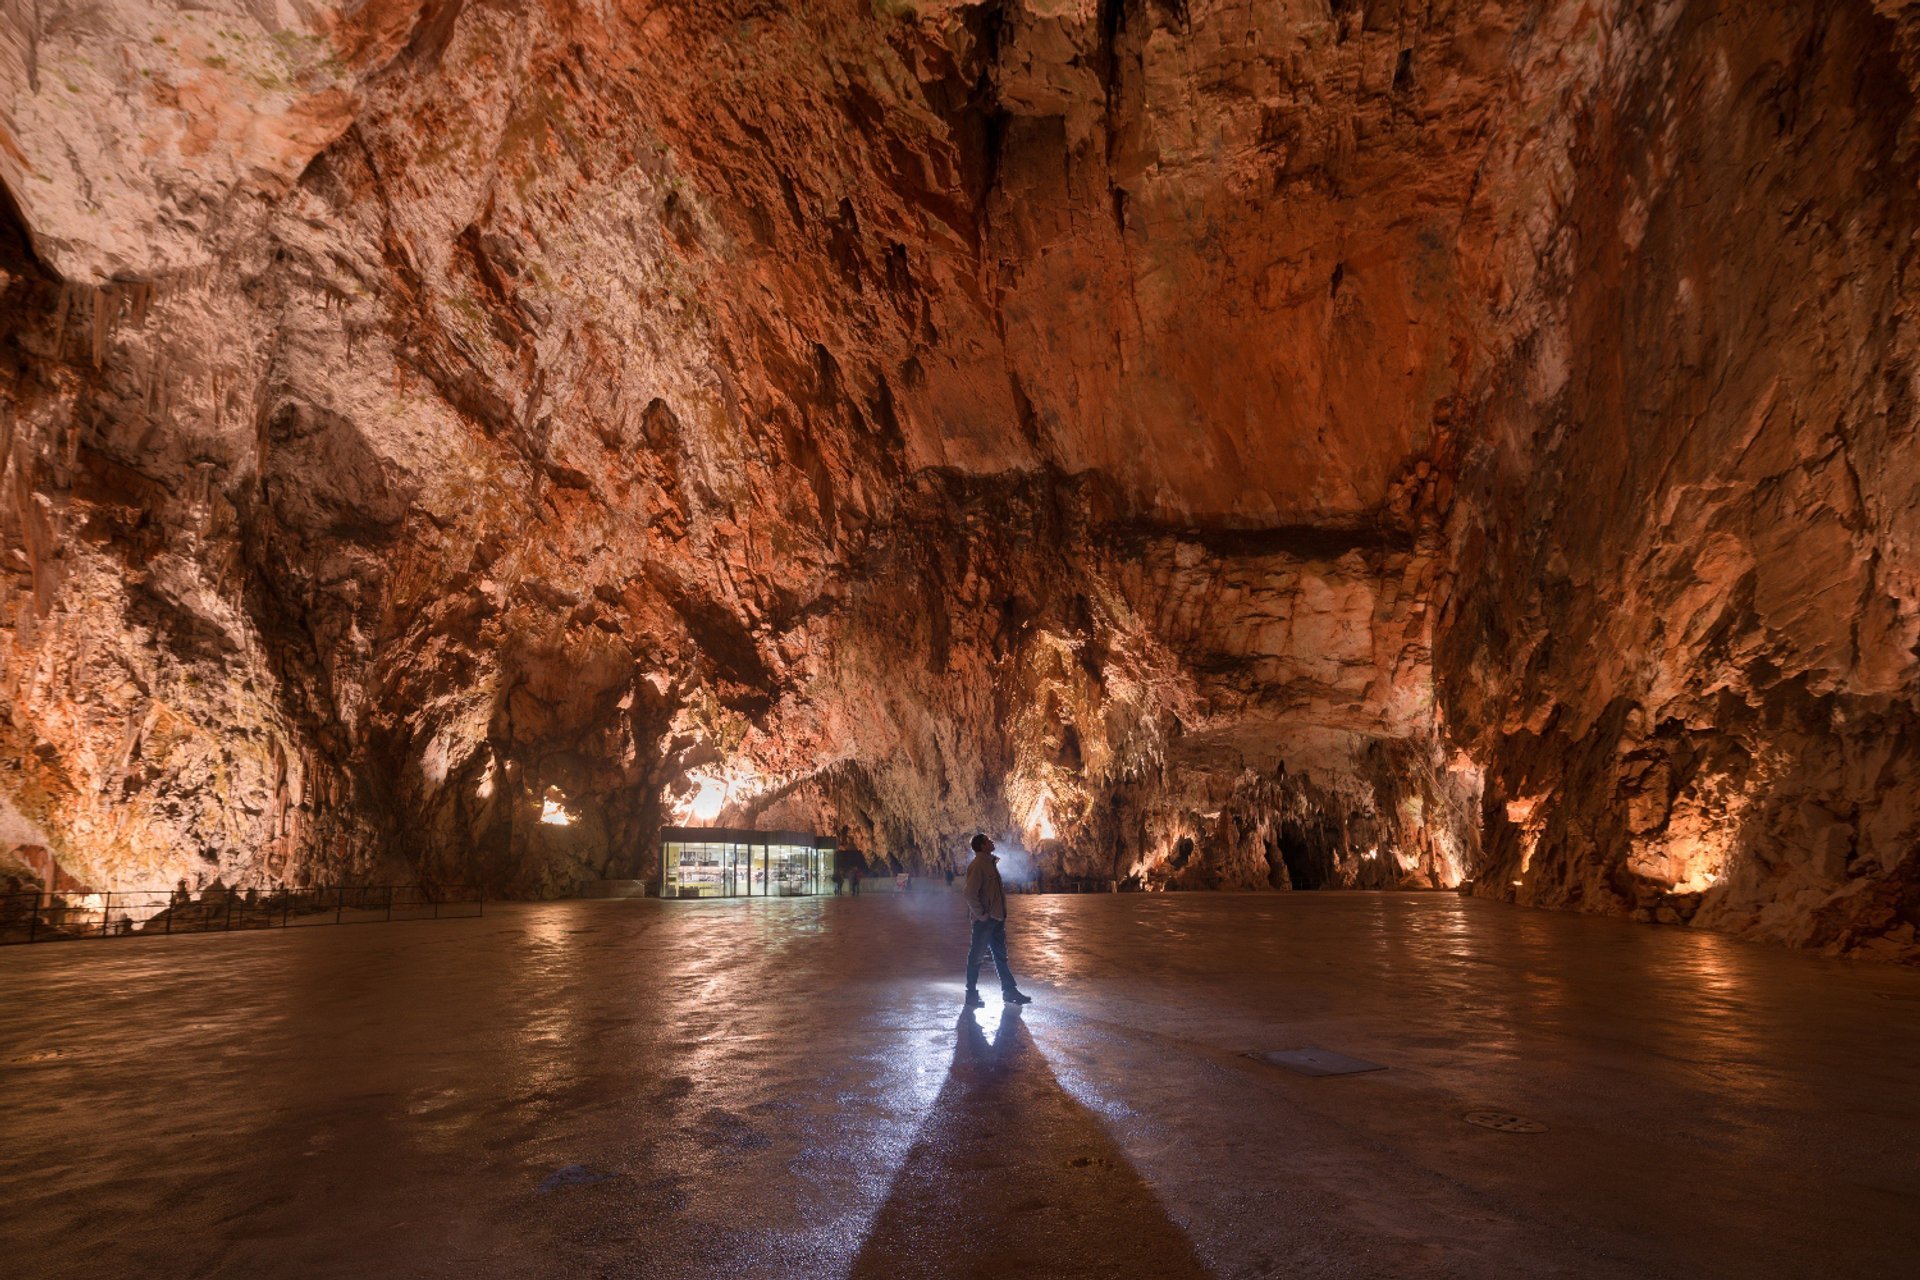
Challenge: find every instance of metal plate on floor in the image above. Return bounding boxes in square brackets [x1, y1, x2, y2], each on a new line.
[1248, 1048, 1387, 1077]
[1465, 1111, 1547, 1133]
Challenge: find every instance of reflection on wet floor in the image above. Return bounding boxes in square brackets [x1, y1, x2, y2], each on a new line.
[849, 999, 1207, 1279]
[4, 892, 1919, 1279]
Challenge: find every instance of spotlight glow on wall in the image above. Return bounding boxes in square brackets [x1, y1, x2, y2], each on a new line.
[1655, 833, 1727, 894]
[539, 786, 574, 826]
[1028, 792, 1057, 843]
[687, 776, 728, 822]
[669, 767, 762, 825]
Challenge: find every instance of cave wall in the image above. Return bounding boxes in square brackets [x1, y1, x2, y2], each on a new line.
[1, 0, 1915, 957]
[1437, 0, 1920, 961]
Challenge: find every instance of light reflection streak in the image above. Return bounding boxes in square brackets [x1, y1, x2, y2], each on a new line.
[962, 992, 1020, 1046]
[1020, 1010, 1140, 1125]
[837, 985, 998, 1261]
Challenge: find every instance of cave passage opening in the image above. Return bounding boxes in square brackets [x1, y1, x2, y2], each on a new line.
[1275, 824, 1338, 890]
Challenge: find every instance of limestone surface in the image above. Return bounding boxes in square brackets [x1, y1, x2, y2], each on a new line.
[2, 0, 1916, 958]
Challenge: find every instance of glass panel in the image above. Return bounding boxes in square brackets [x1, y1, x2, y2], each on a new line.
[772, 845, 791, 896]
[677, 841, 728, 897]
[663, 842, 683, 894]
[782, 845, 810, 895]
[752, 842, 767, 896]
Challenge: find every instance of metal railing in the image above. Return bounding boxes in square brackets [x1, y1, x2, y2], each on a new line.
[1032, 875, 1122, 893]
[0, 884, 483, 946]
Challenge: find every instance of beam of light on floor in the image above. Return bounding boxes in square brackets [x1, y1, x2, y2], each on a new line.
[827, 982, 979, 1277]
[841, 980, 1211, 1279]
[963, 992, 1010, 1046]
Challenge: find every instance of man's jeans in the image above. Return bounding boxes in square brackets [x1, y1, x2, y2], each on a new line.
[965, 918, 1019, 994]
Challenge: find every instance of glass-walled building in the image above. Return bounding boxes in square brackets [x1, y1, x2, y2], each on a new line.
[659, 828, 837, 899]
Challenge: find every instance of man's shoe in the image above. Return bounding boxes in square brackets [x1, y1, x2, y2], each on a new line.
[1003, 989, 1033, 1004]
[963, 990, 984, 1008]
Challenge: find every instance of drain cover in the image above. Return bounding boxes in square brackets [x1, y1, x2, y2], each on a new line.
[1465, 1111, 1547, 1133]
[1249, 1048, 1387, 1077]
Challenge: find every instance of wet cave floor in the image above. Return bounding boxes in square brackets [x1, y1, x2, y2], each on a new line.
[4, 891, 1918, 1279]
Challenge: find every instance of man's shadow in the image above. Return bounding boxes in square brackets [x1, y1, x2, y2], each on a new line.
[954, 1000, 1023, 1078]
[848, 1001, 1206, 1278]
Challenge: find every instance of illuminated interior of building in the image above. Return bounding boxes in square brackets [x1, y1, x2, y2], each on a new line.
[658, 828, 836, 899]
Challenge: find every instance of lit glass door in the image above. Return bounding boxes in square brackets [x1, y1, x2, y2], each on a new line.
[692, 842, 723, 896]
[772, 845, 795, 896]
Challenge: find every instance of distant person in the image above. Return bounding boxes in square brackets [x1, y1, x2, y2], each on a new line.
[833, 870, 843, 896]
[962, 833, 1032, 1007]
[944, 868, 955, 890]
[850, 864, 863, 896]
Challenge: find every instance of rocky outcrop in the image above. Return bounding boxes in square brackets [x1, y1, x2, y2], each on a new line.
[1437, 0, 1920, 962]
[1, 0, 1916, 958]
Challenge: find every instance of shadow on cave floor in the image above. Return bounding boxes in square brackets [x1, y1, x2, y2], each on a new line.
[847, 1000, 1207, 1280]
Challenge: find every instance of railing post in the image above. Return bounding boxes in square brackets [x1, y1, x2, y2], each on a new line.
[224, 889, 234, 932]
[336, 884, 345, 924]
[28, 892, 39, 943]
[101, 892, 111, 938]
[283, 887, 292, 928]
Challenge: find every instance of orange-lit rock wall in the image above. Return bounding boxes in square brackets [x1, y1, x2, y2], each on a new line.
[1439, 0, 1920, 960]
[1, 0, 1915, 958]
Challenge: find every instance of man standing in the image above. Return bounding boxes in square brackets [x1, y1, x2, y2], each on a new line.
[962, 833, 1033, 1007]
